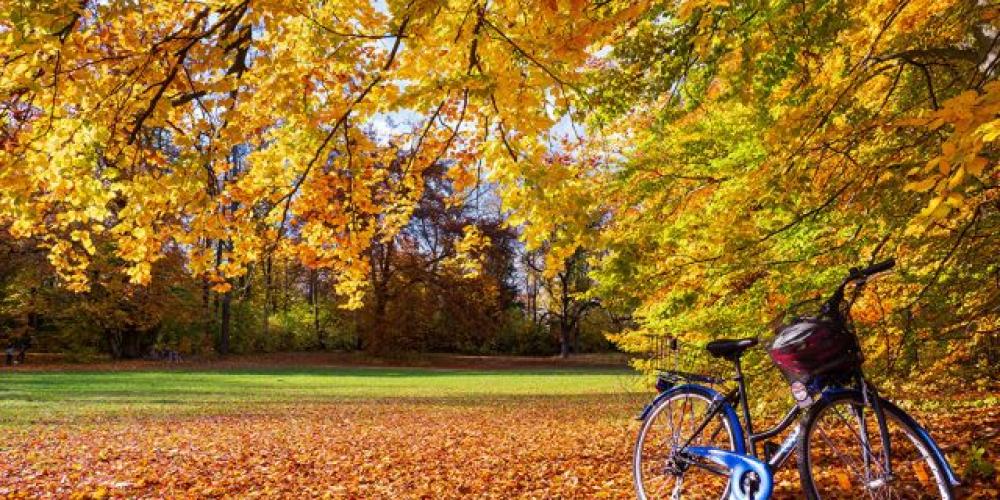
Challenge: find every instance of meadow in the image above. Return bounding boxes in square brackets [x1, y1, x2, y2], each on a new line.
[0, 364, 638, 425]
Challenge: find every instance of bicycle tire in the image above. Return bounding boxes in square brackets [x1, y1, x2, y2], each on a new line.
[633, 385, 739, 500]
[798, 391, 953, 499]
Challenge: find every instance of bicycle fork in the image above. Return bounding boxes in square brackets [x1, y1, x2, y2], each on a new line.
[859, 376, 894, 485]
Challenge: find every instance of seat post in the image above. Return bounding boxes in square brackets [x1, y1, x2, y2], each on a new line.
[733, 357, 755, 456]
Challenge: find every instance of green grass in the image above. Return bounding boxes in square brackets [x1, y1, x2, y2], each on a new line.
[0, 366, 641, 425]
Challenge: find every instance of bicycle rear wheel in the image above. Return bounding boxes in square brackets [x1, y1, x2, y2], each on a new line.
[633, 386, 737, 500]
[798, 391, 953, 499]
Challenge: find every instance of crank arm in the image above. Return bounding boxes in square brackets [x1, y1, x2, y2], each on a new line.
[685, 447, 774, 500]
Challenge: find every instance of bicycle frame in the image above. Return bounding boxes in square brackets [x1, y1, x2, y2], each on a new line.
[639, 359, 803, 469]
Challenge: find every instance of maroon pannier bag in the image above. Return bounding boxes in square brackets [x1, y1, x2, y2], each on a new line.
[768, 317, 861, 383]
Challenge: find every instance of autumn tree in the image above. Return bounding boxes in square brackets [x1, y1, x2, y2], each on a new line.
[0, 0, 646, 313]
[356, 152, 515, 352]
[0, 226, 207, 358]
[546, 0, 1000, 382]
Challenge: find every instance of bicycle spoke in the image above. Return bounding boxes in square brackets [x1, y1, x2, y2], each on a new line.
[634, 391, 735, 500]
[686, 397, 696, 443]
[805, 395, 949, 499]
[678, 395, 691, 444]
[666, 398, 678, 447]
[814, 423, 875, 498]
[671, 475, 683, 500]
[827, 402, 889, 477]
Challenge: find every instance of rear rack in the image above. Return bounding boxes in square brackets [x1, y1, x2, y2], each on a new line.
[659, 370, 729, 386]
[643, 334, 728, 385]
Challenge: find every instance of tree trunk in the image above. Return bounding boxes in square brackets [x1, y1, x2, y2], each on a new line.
[559, 318, 571, 358]
[283, 261, 291, 312]
[219, 290, 231, 355]
[366, 290, 388, 354]
[107, 329, 123, 359]
[122, 328, 142, 359]
[559, 272, 571, 358]
[310, 269, 322, 348]
[213, 240, 223, 315]
[529, 275, 538, 325]
[364, 241, 394, 354]
[202, 274, 211, 335]
[263, 256, 271, 337]
[573, 321, 581, 355]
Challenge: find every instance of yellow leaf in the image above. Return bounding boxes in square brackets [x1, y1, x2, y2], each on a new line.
[947, 167, 965, 190]
[904, 178, 937, 193]
[945, 192, 964, 208]
[979, 121, 1000, 142]
[918, 196, 951, 219]
[914, 461, 930, 485]
[966, 156, 988, 177]
[923, 157, 939, 172]
[938, 158, 951, 175]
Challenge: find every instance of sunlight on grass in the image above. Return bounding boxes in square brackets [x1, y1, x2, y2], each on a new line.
[0, 367, 644, 425]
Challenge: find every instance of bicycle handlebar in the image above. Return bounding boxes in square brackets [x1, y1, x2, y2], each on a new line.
[822, 258, 896, 317]
[848, 258, 895, 281]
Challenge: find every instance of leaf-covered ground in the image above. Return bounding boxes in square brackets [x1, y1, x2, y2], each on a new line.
[0, 361, 996, 498]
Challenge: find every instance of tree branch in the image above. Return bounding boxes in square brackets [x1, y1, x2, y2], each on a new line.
[480, 17, 581, 94]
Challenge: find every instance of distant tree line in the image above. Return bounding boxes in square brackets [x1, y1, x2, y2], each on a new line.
[0, 163, 617, 360]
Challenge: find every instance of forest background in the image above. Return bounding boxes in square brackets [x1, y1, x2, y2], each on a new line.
[0, 0, 997, 390]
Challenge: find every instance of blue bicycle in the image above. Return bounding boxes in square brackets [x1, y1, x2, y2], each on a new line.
[632, 260, 960, 499]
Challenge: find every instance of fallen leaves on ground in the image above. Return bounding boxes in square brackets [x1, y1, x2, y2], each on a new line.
[1, 397, 637, 499]
[0, 397, 996, 498]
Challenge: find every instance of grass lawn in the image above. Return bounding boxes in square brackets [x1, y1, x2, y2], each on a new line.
[0, 365, 641, 425]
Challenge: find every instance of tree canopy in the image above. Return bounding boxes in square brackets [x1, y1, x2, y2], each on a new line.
[2, 1, 997, 380]
[559, 0, 998, 383]
[1, 0, 643, 297]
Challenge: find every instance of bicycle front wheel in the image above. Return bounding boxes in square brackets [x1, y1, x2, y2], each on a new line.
[633, 386, 738, 500]
[798, 391, 953, 499]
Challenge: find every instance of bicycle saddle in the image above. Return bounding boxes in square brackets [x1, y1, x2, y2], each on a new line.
[706, 338, 759, 361]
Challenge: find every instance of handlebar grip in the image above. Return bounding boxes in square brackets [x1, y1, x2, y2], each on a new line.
[856, 258, 895, 277]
